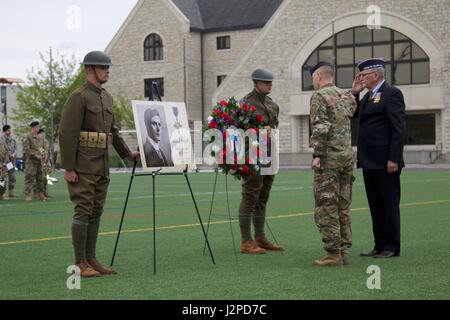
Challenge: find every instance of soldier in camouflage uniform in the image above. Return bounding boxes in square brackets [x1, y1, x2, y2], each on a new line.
[36, 128, 51, 198]
[0, 138, 9, 200]
[23, 120, 46, 202]
[1, 124, 17, 198]
[59, 51, 139, 278]
[238, 68, 284, 254]
[309, 62, 357, 266]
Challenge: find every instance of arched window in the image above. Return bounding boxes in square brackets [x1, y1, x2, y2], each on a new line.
[302, 26, 430, 91]
[144, 34, 164, 61]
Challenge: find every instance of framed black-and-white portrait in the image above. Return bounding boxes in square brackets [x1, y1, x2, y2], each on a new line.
[132, 100, 194, 172]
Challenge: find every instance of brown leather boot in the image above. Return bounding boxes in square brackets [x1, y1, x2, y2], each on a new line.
[341, 252, 350, 266]
[255, 237, 284, 251]
[75, 261, 101, 278]
[37, 193, 47, 201]
[240, 240, 266, 254]
[313, 253, 344, 267]
[86, 258, 117, 275]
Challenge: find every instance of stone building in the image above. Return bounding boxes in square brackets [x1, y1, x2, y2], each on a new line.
[106, 0, 450, 164]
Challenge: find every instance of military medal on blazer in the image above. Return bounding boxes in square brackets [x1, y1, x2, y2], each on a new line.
[373, 92, 382, 104]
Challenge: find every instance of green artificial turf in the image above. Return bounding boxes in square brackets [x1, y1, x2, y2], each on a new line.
[0, 169, 449, 300]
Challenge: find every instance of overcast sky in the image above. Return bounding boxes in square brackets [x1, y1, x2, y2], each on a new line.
[0, 0, 139, 80]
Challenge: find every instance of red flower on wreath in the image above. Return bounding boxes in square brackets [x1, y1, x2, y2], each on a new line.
[241, 165, 250, 176]
[204, 97, 275, 180]
[209, 121, 218, 129]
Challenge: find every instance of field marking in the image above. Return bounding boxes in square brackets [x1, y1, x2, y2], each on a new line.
[1, 199, 449, 246]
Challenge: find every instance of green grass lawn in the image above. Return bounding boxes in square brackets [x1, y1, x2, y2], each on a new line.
[0, 169, 449, 300]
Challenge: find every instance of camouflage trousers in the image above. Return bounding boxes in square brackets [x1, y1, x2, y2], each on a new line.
[313, 165, 355, 253]
[0, 170, 6, 196]
[7, 167, 16, 191]
[24, 161, 44, 196]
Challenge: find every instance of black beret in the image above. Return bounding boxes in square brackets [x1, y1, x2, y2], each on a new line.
[310, 61, 334, 76]
[357, 58, 385, 71]
[3, 124, 10, 132]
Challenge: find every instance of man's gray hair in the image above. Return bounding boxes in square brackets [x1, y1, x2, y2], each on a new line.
[374, 67, 385, 79]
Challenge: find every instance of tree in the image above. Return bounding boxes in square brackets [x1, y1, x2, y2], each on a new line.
[12, 50, 80, 161]
[112, 90, 136, 130]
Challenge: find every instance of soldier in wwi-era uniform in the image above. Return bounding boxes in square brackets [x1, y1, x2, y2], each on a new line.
[238, 68, 284, 255]
[0, 138, 9, 200]
[23, 119, 46, 202]
[59, 51, 139, 278]
[309, 62, 357, 267]
[1, 124, 17, 198]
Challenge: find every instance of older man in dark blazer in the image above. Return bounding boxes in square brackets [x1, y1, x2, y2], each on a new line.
[351, 58, 406, 258]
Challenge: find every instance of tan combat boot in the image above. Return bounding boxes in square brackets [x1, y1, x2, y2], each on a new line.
[37, 193, 47, 201]
[75, 260, 101, 278]
[313, 252, 344, 267]
[341, 252, 350, 266]
[9, 190, 17, 198]
[86, 258, 117, 275]
[240, 240, 266, 254]
[25, 195, 33, 202]
[0, 194, 6, 201]
[255, 237, 284, 251]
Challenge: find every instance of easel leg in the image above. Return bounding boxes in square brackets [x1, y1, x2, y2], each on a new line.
[184, 172, 216, 265]
[152, 172, 157, 275]
[265, 219, 284, 255]
[203, 169, 218, 256]
[111, 160, 137, 267]
[225, 174, 238, 259]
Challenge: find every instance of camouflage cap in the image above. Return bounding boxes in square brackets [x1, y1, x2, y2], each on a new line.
[82, 51, 112, 66]
[251, 68, 274, 81]
[29, 119, 40, 127]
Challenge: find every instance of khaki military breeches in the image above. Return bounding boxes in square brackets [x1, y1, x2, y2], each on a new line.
[239, 174, 275, 215]
[238, 174, 275, 239]
[313, 165, 355, 253]
[67, 173, 110, 222]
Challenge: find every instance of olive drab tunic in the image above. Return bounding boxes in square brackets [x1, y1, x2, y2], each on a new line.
[238, 89, 280, 232]
[243, 89, 279, 128]
[59, 81, 131, 177]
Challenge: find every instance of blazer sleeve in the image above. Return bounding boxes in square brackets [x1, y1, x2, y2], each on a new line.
[386, 88, 406, 162]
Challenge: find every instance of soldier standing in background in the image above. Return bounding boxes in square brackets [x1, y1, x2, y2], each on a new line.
[309, 62, 357, 266]
[59, 51, 139, 278]
[0, 138, 9, 201]
[23, 120, 46, 202]
[1, 124, 17, 198]
[37, 128, 51, 199]
[238, 68, 284, 254]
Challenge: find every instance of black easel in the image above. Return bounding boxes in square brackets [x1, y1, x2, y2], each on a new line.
[110, 81, 215, 275]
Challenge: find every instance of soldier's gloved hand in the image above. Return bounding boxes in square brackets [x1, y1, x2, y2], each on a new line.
[64, 170, 79, 184]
